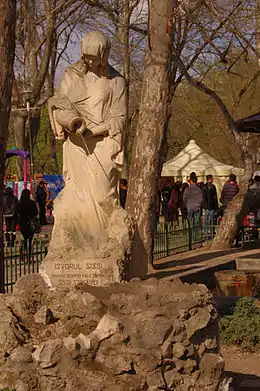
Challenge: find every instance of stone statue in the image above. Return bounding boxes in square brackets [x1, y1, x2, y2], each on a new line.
[40, 31, 147, 288]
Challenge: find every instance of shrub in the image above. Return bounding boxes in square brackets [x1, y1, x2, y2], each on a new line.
[220, 297, 260, 351]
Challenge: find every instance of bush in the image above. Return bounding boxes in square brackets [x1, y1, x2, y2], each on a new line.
[220, 297, 260, 351]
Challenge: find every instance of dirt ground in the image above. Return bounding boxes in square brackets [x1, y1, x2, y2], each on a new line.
[222, 345, 260, 390]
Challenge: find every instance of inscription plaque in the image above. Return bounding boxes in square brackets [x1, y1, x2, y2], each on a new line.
[41, 256, 123, 288]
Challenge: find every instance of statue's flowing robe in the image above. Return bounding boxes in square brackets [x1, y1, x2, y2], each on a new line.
[48, 63, 126, 257]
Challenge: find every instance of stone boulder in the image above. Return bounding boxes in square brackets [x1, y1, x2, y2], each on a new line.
[0, 274, 225, 391]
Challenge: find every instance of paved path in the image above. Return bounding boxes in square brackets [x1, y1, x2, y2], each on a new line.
[148, 243, 260, 281]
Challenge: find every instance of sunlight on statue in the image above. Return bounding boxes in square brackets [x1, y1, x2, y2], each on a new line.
[46, 31, 128, 258]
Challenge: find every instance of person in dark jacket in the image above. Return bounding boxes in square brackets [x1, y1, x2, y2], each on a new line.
[18, 189, 38, 259]
[3, 187, 19, 246]
[161, 180, 172, 228]
[220, 174, 239, 207]
[168, 183, 179, 229]
[203, 174, 218, 237]
[119, 178, 127, 209]
[36, 181, 47, 225]
[180, 182, 189, 226]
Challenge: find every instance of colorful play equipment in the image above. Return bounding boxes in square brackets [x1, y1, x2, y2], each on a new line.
[5, 147, 32, 198]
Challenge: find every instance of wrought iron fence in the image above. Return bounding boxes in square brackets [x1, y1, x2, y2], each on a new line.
[153, 221, 259, 261]
[153, 221, 214, 261]
[4, 239, 48, 293]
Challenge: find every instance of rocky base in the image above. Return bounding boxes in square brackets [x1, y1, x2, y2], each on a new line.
[0, 275, 226, 391]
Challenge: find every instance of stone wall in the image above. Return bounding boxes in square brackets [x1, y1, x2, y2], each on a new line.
[0, 275, 225, 391]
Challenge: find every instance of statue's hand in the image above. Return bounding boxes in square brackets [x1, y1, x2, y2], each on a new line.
[49, 97, 74, 112]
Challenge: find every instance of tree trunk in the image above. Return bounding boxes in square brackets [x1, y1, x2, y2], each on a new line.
[126, 0, 174, 268]
[121, 0, 131, 179]
[212, 150, 253, 249]
[13, 112, 27, 180]
[0, 0, 16, 292]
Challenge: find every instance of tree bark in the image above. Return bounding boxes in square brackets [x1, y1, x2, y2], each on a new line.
[0, 0, 16, 292]
[126, 0, 174, 267]
[13, 112, 27, 180]
[211, 150, 253, 249]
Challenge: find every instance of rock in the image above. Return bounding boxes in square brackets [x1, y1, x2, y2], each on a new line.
[47, 289, 106, 336]
[9, 346, 33, 364]
[0, 297, 19, 359]
[198, 342, 206, 357]
[185, 307, 211, 339]
[164, 369, 182, 388]
[204, 337, 218, 350]
[13, 274, 48, 314]
[132, 310, 173, 349]
[115, 374, 148, 391]
[34, 306, 56, 325]
[75, 333, 98, 362]
[147, 368, 165, 388]
[161, 339, 173, 358]
[95, 341, 134, 375]
[32, 339, 62, 368]
[183, 359, 197, 374]
[5, 295, 27, 322]
[178, 309, 190, 320]
[64, 369, 109, 391]
[63, 336, 80, 359]
[0, 278, 224, 391]
[0, 371, 30, 391]
[172, 342, 186, 359]
[91, 312, 122, 341]
[185, 343, 195, 358]
[132, 348, 159, 373]
[170, 322, 187, 343]
[199, 353, 225, 387]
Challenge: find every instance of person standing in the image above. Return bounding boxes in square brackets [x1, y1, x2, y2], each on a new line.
[168, 183, 179, 230]
[36, 181, 47, 225]
[180, 182, 189, 226]
[161, 180, 172, 229]
[220, 174, 239, 208]
[18, 189, 38, 260]
[203, 174, 218, 238]
[183, 173, 203, 241]
[3, 187, 18, 247]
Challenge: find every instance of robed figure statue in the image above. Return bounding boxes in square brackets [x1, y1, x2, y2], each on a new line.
[47, 31, 126, 258]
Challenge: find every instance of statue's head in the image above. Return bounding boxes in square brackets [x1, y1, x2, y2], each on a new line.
[80, 31, 110, 73]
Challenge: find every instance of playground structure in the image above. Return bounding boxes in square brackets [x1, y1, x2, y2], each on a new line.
[5, 148, 33, 198]
[5, 148, 64, 202]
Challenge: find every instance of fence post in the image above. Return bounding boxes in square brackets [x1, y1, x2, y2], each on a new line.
[188, 219, 192, 251]
[165, 224, 169, 257]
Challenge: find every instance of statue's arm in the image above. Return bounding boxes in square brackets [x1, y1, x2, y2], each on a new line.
[48, 69, 83, 139]
[109, 76, 126, 137]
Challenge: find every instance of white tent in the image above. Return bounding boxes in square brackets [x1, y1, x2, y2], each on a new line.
[162, 140, 244, 193]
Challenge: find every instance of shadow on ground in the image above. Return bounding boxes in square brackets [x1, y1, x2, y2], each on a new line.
[225, 371, 260, 390]
[152, 248, 242, 270]
[146, 264, 204, 279]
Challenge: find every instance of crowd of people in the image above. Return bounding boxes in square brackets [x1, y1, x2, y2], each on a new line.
[4, 172, 259, 255]
[156, 172, 260, 240]
[3, 181, 49, 258]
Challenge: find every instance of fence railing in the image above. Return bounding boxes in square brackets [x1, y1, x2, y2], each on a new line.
[4, 239, 48, 293]
[153, 222, 259, 261]
[3, 222, 259, 291]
